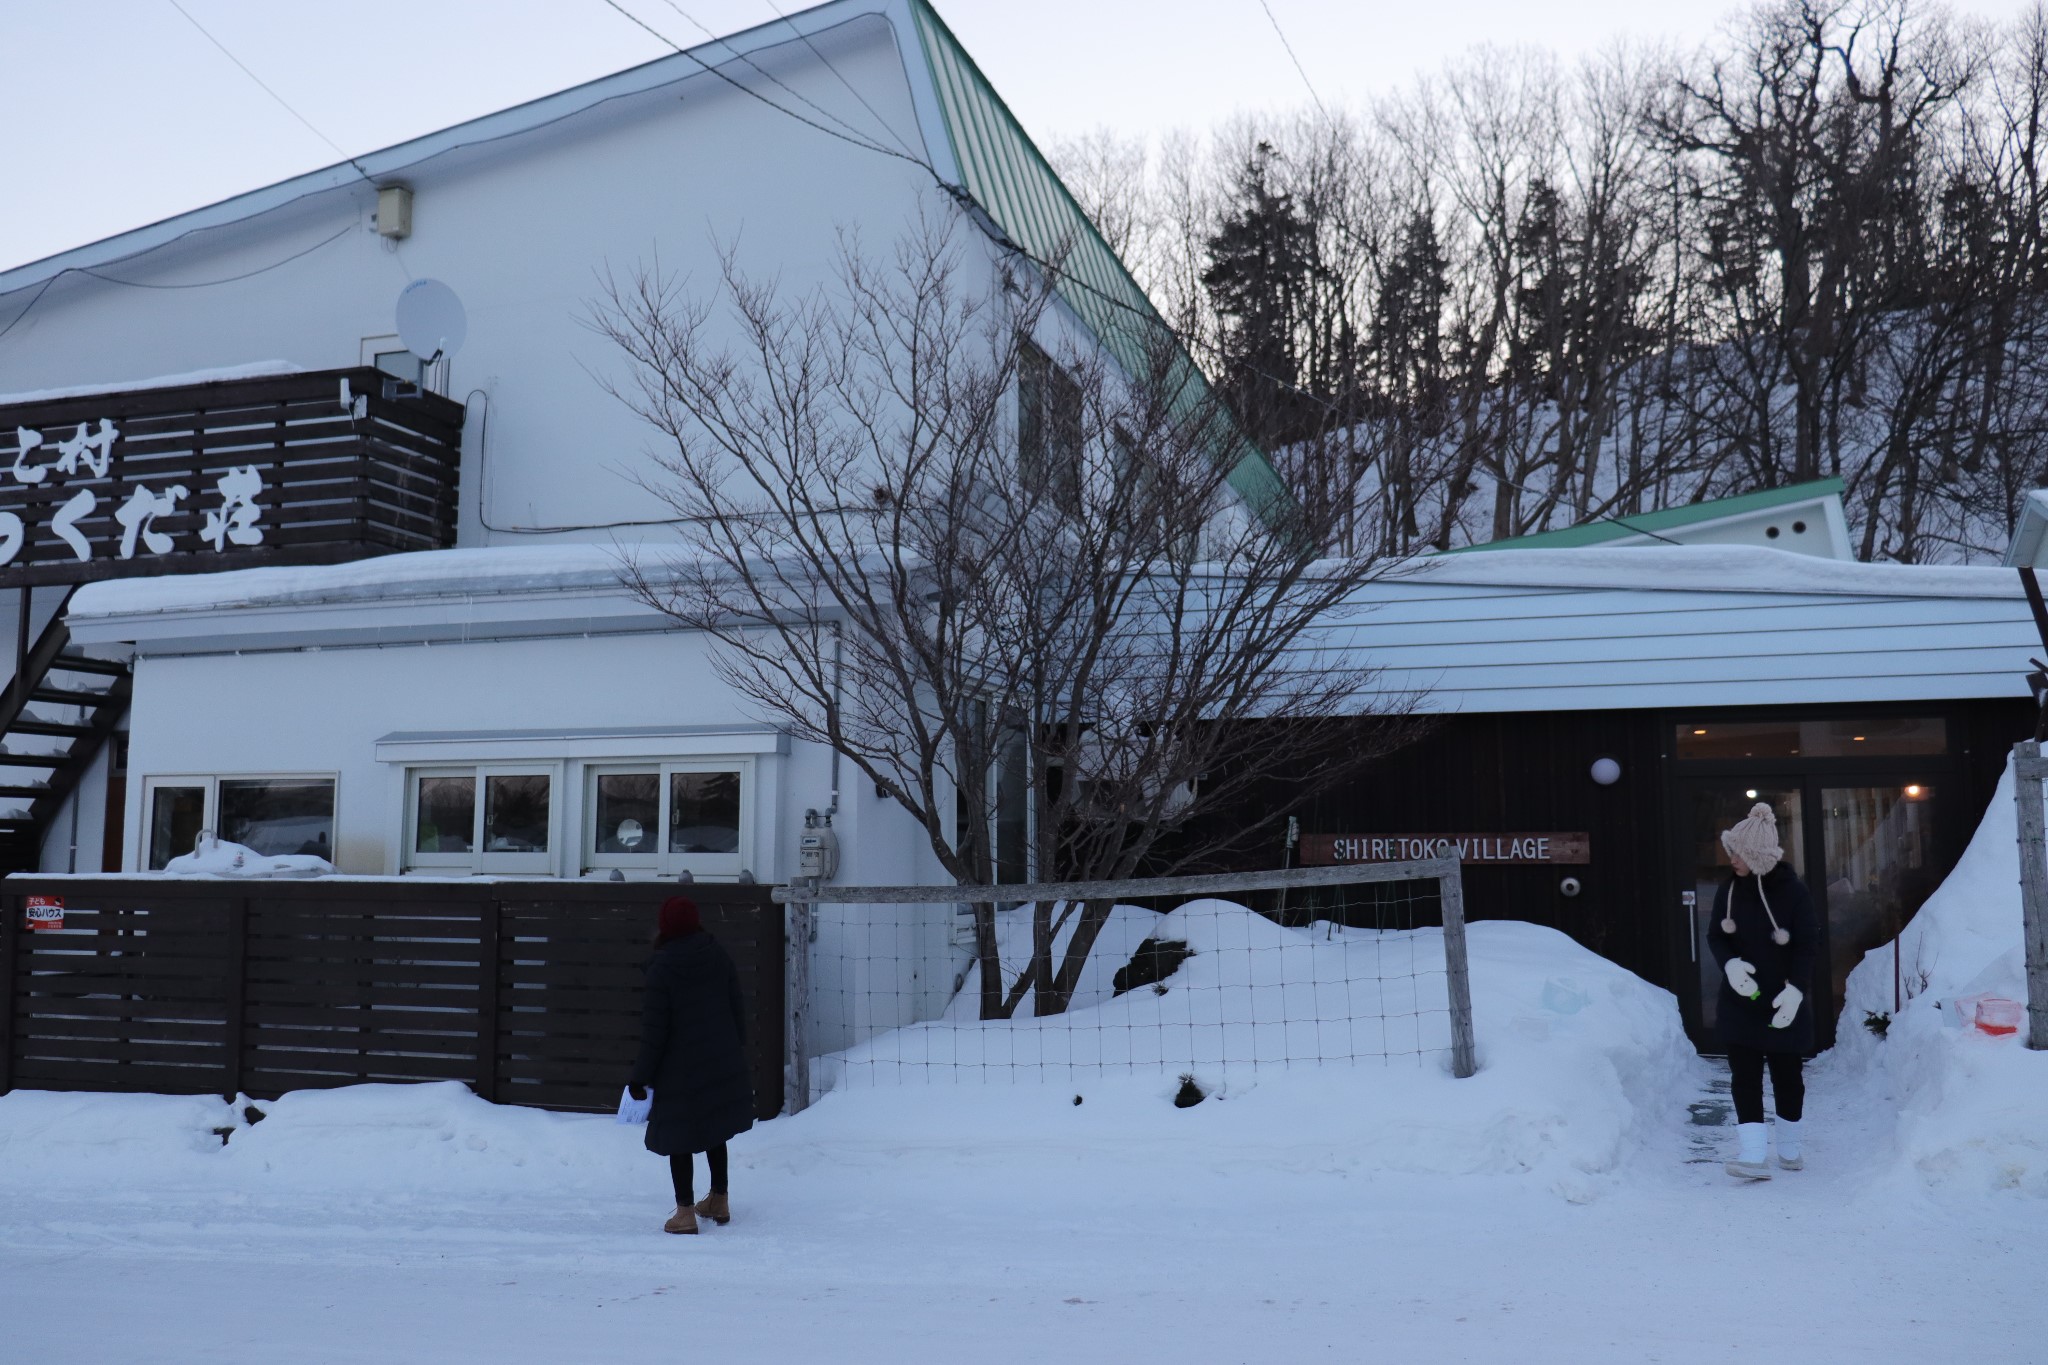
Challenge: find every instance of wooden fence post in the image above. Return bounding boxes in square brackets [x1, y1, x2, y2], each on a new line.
[786, 884, 813, 1115]
[476, 899, 501, 1104]
[0, 893, 16, 1096]
[2016, 741, 2048, 1052]
[222, 897, 248, 1101]
[1437, 863, 1478, 1079]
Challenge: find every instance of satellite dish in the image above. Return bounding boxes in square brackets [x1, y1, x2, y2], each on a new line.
[396, 278, 467, 363]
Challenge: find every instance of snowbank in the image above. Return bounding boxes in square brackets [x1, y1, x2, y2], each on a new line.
[0, 1082, 652, 1198]
[822, 902, 1700, 1189]
[1841, 757, 2048, 1197]
[0, 908, 1698, 1205]
[162, 834, 332, 878]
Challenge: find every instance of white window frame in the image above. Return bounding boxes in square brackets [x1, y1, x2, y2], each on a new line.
[582, 758, 753, 881]
[138, 772, 339, 870]
[404, 763, 557, 875]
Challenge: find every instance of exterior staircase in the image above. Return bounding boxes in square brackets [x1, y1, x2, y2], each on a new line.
[0, 593, 130, 873]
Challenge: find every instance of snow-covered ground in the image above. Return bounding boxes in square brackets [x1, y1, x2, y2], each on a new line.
[3, 868, 2042, 1360]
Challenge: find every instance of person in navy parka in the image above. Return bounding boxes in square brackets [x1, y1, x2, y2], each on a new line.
[628, 895, 754, 1233]
[1706, 802, 1821, 1181]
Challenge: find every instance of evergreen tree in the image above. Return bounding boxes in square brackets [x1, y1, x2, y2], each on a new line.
[1201, 142, 1321, 447]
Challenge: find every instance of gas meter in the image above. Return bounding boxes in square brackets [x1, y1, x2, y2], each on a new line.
[798, 809, 839, 882]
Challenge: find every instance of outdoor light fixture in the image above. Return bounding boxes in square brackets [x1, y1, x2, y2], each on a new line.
[1854, 735, 1867, 742]
[1692, 728, 1707, 735]
[1906, 784, 1924, 798]
[1746, 789, 1759, 799]
[1589, 757, 1621, 785]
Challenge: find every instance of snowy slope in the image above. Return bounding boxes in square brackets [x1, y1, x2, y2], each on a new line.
[1839, 756, 2048, 1197]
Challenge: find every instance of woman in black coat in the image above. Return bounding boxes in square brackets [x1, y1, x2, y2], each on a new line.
[1705, 802, 1821, 1183]
[628, 895, 754, 1234]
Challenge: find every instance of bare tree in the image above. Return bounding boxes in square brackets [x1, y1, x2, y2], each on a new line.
[593, 217, 1413, 1018]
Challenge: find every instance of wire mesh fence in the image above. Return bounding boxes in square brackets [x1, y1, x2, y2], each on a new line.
[780, 858, 1473, 1108]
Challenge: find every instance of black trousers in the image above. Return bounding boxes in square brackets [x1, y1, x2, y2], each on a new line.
[669, 1143, 729, 1206]
[1727, 1045, 1804, 1124]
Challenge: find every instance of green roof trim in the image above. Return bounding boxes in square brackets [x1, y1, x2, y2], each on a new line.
[1446, 478, 1846, 553]
[906, 1, 1291, 525]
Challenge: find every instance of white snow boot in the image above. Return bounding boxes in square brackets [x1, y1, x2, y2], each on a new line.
[1775, 1118, 1804, 1171]
[1725, 1122, 1772, 1181]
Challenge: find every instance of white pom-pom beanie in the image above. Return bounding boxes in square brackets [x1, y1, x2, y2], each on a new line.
[1720, 801, 1783, 876]
[1720, 802, 1791, 944]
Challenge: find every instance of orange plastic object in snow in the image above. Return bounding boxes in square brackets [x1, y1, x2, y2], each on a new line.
[1973, 997, 2024, 1036]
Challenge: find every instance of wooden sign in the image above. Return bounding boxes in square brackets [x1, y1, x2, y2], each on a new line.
[1301, 833, 1590, 866]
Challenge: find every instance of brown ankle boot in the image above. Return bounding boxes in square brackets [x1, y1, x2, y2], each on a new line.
[663, 1205, 698, 1235]
[693, 1192, 730, 1226]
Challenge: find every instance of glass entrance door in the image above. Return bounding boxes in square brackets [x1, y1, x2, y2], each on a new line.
[1676, 776, 1944, 1052]
[1818, 783, 1940, 1033]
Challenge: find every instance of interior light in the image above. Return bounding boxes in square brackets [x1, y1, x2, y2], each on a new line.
[1853, 736, 1866, 742]
[1692, 728, 1707, 736]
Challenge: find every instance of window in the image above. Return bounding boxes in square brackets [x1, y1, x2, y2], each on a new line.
[373, 348, 425, 385]
[1675, 716, 1948, 761]
[142, 775, 336, 870]
[1019, 342, 1082, 512]
[360, 334, 445, 394]
[407, 766, 553, 873]
[585, 761, 749, 878]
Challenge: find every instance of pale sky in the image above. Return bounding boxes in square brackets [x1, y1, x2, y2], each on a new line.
[0, 0, 2027, 276]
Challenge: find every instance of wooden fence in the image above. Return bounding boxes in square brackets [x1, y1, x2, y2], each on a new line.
[0, 878, 785, 1118]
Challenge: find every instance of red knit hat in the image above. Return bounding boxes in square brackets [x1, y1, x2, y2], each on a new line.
[656, 895, 701, 945]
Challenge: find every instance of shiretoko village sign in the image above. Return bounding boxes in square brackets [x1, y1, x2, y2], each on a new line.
[1302, 832, 1591, 866]
[0, 369, 464, 587]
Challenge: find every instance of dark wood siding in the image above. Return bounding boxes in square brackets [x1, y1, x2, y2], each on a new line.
[1210, 697, 2034, 996]
[1287, 710, 1670, 984]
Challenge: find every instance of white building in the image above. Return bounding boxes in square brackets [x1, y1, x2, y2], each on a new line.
[0, 0, 1280, 1054]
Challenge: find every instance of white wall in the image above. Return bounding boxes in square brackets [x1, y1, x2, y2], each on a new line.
[2, 11, 1081, 1049]
[0, 14, 952, 553]
[121, 622, 954, 1052]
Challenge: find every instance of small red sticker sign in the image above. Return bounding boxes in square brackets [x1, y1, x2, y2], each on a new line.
[25, 895, 62, 931]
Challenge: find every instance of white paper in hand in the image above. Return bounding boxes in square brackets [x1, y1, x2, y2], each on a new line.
[616, 1086, 652, 1125]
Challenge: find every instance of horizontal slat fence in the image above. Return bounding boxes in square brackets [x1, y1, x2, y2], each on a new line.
[0, 879, 784, 1119]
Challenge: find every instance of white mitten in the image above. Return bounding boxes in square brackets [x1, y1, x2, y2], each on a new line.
[1724, 958, 1759, 999]
[1769, 983, 1802, 1029]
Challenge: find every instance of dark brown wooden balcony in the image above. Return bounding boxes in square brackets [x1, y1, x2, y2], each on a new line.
[0, 366, 463, 587]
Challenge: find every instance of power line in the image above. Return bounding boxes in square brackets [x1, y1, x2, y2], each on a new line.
[595, 0, 924, 168]
[753, 0, 922, 158]
[647, 0, 920, 159]
[0, 221, 357, 342]
[1253, 0, 1328, 120]
[79, 221, 357, 289]
[164, 0, 377, 185]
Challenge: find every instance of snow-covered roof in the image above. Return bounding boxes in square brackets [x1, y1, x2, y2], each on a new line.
[1448, 479, 1854, 560]
[67, 541, 2045, 714]
[1330, 545, 2037, 712]
[0, 361, 302, 409]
